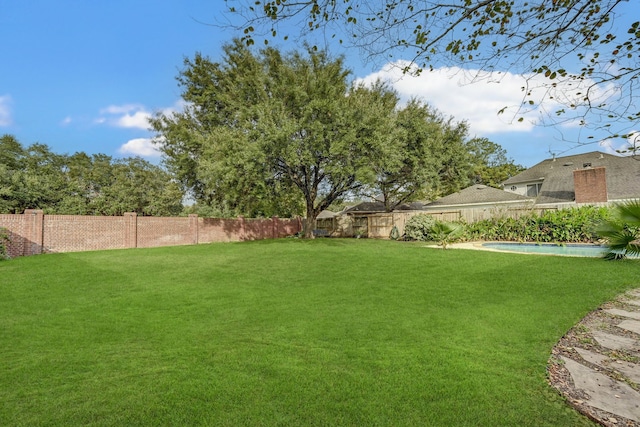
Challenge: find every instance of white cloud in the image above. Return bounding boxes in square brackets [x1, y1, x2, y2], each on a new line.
[116, 110, 152, 129]
[98, 104, 152, 130]
[101, 104, 144, 115]
[97, 101, 187, 130]
[0, 95, 13, 126]
[118, 138, 162, 158]
[60, 116, 72, 126]
[354, 62, 595, 135]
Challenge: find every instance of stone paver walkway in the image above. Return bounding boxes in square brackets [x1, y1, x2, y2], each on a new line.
[549, 289, 640, 426]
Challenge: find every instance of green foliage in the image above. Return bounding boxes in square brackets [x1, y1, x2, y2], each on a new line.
[229, 1, 640, 143]
[466, 137, 526, 188]
[181, 202, 236, 218]
[389, 225, 400, 240]
[404, 214, 464, 248]
[597, 200, 640, 260]
[367, 98, 478, 210]
[404, 214, 437, 241]
[0, 135, 184, 216]
[463, 206, 611, 243]
[152, 41, 520, 229]
[153, 41, 493, 236]
[152, 41, 375, 230]
[430, 221, 464, 249]
[0, 227, 9, 260]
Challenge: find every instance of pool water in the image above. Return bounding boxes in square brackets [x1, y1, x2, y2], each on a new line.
[481, 242, 609, 257]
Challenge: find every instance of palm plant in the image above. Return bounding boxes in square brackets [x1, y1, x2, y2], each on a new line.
[597, 200, 640, 260]
[431, 221, 464, 249]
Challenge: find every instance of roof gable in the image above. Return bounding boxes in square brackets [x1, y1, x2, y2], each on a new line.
[503, 151, 640, 204]
[343, 201, 428, 213]
[426, 185, 533, 207]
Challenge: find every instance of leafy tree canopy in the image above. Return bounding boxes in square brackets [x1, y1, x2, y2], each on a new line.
[152, 41, 394, 236]
[467, 137, 526, 188]
[0, 135, 184, 216]
[225, 0, 640, 151]
[151, 41, 521, 236]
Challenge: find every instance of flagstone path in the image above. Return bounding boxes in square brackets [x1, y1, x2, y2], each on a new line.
[548, 289, 640, 426]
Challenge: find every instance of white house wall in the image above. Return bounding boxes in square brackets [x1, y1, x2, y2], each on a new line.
[503, 181, 543, 197]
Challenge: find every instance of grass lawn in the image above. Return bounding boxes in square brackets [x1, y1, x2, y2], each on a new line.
[1, 239, 639, 426]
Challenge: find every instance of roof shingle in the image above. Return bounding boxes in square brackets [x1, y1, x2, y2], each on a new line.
[426, 184, 533, 207]
[503, 151, 640, 204]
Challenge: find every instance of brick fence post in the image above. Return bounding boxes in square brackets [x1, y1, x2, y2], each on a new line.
[189, 214, 199, 244]
[124, 212, 137, 248]
[23, 209, 44, 256]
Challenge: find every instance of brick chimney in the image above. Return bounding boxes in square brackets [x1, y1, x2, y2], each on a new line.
[573, 166, 608, 203]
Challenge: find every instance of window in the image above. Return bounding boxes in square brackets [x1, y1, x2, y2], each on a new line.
[526, 183, 542, 197]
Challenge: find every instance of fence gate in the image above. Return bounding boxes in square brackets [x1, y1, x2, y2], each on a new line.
[368, 214, 395, 239]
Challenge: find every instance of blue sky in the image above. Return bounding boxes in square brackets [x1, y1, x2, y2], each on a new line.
[1, 1, 635, 168]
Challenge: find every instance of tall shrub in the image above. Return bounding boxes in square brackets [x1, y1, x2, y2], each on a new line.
[404, 214, 437, 241]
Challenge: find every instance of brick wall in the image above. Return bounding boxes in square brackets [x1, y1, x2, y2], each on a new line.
[0, 212, 302, 258]
[137, 215, 196, 248]
[573, 167, 608, 204]
[43, 214, 128, 253]
[0, 213, 27, 258]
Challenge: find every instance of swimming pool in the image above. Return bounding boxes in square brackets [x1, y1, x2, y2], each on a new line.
[481, 242, 609, 257]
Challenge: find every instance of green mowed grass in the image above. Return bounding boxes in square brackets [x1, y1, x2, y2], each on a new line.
[1, 239, 638, 426]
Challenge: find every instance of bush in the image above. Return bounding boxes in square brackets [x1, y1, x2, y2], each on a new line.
[462, 206, 612, 243]
[404, 214, 437, 241]
[0, 227, 9, 260]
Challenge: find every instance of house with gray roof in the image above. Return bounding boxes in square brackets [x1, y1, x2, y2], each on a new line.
[319, 151, 639, 237]
[416, 151, 639, 223]
[502, 151, 640, 205]
[424, 184, 534, 209]
[420, 184, 534, 222]
[343, 201, 428, 214]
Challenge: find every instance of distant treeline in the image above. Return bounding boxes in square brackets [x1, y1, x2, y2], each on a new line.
[0, 134, 184, 216]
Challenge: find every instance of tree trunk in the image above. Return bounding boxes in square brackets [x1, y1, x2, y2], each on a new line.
[302, 215, 316, 239]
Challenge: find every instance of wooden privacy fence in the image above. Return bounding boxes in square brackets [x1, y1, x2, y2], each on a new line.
[315, 205, 564, 239]
[366, 206, 562, 238]
[0, 210, 302, 258]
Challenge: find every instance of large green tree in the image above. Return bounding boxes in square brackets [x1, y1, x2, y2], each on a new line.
[226, 0, 640, 149]
[362, 95, 476, 211]
[152, 41, 404, 237]
[152, 42, 517, 232]
[150, 43, 304, 218]
[84, 157, 184, 217]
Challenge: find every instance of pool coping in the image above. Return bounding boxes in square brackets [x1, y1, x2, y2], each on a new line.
[431, 241, 606, 257]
